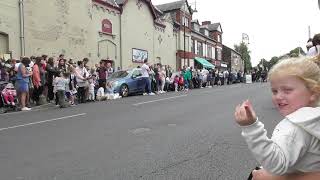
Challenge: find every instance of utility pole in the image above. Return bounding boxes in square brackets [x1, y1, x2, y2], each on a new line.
[183, 3, 186, 69]
[308, 25, 311, 39]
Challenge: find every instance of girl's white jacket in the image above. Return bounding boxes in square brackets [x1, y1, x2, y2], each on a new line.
[241, 107, 320, 175]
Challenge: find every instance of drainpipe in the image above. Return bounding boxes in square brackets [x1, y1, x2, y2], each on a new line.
[19, 0, 25, 56]
[119, 10, 123, 69]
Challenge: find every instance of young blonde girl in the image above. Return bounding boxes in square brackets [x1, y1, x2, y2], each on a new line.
[235, 55, 320, 180]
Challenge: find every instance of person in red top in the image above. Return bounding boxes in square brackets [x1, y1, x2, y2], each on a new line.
[178, 74, 184, 91]
[32, 57, 44, 105]
[96, 61, 107, 88]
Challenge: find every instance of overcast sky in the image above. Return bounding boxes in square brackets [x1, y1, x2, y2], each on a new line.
[153, 0, 320, 66]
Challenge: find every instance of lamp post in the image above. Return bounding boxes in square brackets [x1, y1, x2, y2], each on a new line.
[241, 33, 249, 74]
[242, 33, 250, 44]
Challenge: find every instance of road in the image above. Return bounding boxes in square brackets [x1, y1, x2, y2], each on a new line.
[0, 83, 281, 180]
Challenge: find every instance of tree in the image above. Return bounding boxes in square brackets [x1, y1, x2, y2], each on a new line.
[289, 47, 305, 57]
[234, 42, 251, 73]
[269, 56, 280, 69]
[257, 58, 270, 70]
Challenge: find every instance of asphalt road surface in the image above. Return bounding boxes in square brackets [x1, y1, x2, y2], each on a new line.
[0, 82, 282, 180]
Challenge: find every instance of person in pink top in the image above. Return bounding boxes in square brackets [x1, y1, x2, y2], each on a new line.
[1, 83, 16, 106]
[32, 57, 44, 105]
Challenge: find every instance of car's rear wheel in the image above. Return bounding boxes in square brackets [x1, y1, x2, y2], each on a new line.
[120, 84, 129, 97]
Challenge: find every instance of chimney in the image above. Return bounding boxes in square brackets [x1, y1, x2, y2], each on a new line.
[202, 21, 211, 25]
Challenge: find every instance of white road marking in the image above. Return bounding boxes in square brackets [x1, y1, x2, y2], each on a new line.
[0, 108, 50, 116]
[132, 95, 188, 106]
[0, 113, 86, 132]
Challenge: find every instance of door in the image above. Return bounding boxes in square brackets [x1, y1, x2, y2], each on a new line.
[131, 69, 144, 92]
[129, 69, 143, 92]
[0, 33, 9, 58]
[98, 40, 117, 61]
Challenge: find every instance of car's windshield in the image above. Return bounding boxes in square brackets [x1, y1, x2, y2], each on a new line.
[109, 71, 129, 78]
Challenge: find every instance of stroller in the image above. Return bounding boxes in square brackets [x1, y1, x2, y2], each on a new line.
[0, 81, 18, 113]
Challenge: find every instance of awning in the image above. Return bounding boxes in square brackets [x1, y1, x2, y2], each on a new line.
[194, 57, 215, 69]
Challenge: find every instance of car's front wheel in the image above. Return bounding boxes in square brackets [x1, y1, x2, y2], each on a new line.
[120, 84, 129, 97]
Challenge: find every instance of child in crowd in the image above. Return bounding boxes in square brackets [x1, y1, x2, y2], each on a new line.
[235, 55, 320, 178]
[106, 81, 120, 100]
[178, 74, 184, 91]
[54, 72, 70, 108]
[88, 78, 95, 101]
[174, 75, 179, 92]
[66, 67, 77, 106]
[1, 83, 16, 106]
[96, 82, 106, 101]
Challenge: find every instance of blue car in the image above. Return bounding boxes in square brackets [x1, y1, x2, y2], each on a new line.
[106, 68, 146, 97]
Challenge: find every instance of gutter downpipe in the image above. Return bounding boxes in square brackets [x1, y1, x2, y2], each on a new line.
[119, 8, 123, 69]
[19, 0, 25, 56]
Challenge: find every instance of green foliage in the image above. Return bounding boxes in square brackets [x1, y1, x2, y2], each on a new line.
[234, 42, 251, 73]
[255, 47, 305, 70]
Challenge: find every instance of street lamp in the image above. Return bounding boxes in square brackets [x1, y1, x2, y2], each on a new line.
[242, 33, 250, 44]
[241, 33, 249, 74]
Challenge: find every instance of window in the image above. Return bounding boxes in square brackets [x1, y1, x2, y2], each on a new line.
[132, 70, 142, 78]
[207, 45, 212, 58]
[216, 48, 222, 60]
[182, 16, 189, 27]
[191, 39, 195, 53]
[212, 47, 216, 59]
[194, 24, 200, 32]
[217, 34, 222, 42]
[197, 42, 203, 56]
[205, 30, 209, 36]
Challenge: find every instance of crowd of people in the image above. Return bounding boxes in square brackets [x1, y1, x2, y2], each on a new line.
[0, 53, 249, 112]
[0, 55, 121, 111]
[140, 59, 246, 96]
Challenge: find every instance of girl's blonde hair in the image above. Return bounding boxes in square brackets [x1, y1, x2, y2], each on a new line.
[268, 55, 320, 94]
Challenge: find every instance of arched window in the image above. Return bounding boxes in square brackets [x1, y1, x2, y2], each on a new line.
[102, 19, 112, 34]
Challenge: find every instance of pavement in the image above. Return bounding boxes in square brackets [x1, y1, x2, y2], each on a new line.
[0, 83, 282, 180]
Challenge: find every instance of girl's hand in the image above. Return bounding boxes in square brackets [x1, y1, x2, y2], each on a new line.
[234, 100, 257, 126]
[252, 169, 286, 180]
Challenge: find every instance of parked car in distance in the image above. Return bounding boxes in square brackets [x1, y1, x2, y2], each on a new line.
[106, 68, 145, 97]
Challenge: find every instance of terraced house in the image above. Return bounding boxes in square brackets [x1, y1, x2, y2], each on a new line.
[0, 0, 242, 71]
[0, 0, 180, 69]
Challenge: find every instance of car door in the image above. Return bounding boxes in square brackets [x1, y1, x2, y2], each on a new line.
[130, 69, 142, 92]
[135, 69, 145, 92]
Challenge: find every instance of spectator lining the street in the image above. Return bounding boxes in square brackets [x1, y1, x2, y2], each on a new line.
[307, 33, 320, 57]
[141, 59, 154, 96]
[88, 78, 95, 101]
[32, 56, 44, 105]
[235, 55, 320, 178]
[105, 81, 120, 100]
[174, 75, 179, 92]
[96, 82, 106, 101]
[75, 61, 89, 103]
[1, 83, 16, 106]
[54, 71, 70, 108]
[16, 57, 32, 111]
[46, 57, 59, 103]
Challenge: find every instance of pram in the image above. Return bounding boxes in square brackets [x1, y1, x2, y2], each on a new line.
[0, 81, 18, 113]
